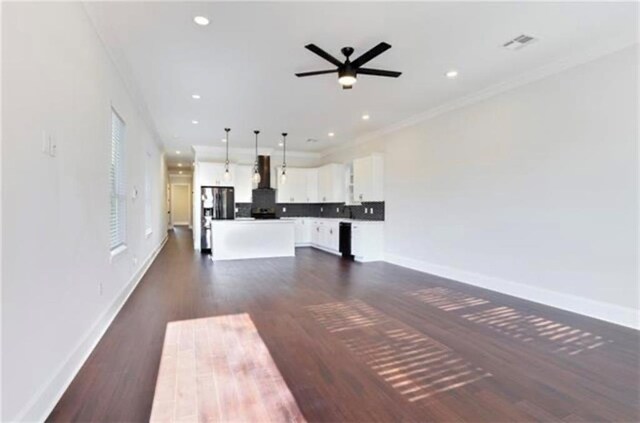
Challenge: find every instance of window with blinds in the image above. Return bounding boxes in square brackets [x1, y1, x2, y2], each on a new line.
[145, 152, 153, 236]
[110, 109, 126, 250]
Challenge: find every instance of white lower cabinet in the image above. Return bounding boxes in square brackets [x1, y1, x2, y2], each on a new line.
[293, 218, 311, 246]
[351, 221, 384, 262]
[299, 218, 383, 261]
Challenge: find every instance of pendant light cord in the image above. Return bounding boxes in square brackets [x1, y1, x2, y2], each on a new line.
[224, 128, 230, 169]
[282, 132, 287, 172]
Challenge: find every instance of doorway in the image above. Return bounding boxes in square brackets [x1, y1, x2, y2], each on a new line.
[170, 183, 191, 226]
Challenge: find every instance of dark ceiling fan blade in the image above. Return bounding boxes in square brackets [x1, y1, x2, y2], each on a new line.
[357, 68, 402, 78]
[305, 44, 343, 67]
[295, 69, 338, 77]
[351, 42, 392, 68]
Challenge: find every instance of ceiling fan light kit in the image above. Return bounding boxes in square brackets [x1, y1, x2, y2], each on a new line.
[296, 42, 401, 90]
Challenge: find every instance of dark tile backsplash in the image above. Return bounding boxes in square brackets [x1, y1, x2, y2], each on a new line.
[251, 188, 276, 209]
[235, 189, 384, 221]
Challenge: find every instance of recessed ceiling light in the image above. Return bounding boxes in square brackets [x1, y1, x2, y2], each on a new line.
[176, 150, 181, 154]
[362, 114, 370, 120]
[178, 163, 182, 167]
[191, 94, 201, 99]
[328, 132, 335, 137]
[445, 70, 459, 79]
[179, 170, 183, 175]
[278, 142, 284, 147]
[221, 138, 226, 143]
[192, 120, 199, 124]
[193, 16, 210, 26]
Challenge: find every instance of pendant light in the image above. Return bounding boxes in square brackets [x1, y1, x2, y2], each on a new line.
[223, 128, 231, 181]
[280, 132, 288, 184]
[252, 130, 261, 185]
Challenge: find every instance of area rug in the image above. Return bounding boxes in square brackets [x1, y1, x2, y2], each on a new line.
[150, 313, 306, 422]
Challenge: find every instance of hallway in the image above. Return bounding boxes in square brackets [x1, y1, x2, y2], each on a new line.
[48, 228, 639, 422]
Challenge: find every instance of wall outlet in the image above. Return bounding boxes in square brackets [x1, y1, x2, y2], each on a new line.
[41, 131, 57, 157]
[370, 208, 374, 214]
[321, 207, 323, 212]
[235, 207, 239, 213]
[336, 207, 339, 212]
[282, 207, 287, 213]
[364, 208, 368, 214]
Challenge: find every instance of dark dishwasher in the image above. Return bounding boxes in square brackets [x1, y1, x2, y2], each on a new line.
[339, 222, 354, 260]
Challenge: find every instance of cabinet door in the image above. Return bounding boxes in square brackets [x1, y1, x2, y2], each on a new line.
[353, 157, 372, 203]
[234, 165, 253, 203]
[351, 224, 363, 256]
[311, 221, 319, 245]
[305, 168, 318, 203]
[317, 166, 330, 203]
[318, 221, 328, 247]
[328, 222, 339, 251]
[298, 218, 311, 244]
[291, 168, 307, 203]
[276, 166, 292, 203]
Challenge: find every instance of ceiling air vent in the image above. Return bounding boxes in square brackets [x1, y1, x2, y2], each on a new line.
[502, 34, 537, 51]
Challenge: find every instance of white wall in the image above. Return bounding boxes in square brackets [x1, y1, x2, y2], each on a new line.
[323, 46, 639, 327]
[2, 3, 168, 421]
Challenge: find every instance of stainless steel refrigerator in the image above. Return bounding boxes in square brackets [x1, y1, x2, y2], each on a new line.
[201, 186, 234, 251]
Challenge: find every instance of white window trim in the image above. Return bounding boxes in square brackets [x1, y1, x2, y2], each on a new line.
[110, 107, 127, 254]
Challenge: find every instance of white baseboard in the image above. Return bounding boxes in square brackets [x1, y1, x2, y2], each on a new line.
[309, 244, 341, 256]
[384, 253, 639, 330]
[15, 235, 169, 423]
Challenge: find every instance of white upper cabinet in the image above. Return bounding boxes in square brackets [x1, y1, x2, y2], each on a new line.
[353, 154, 384, 202]
[276, 167, 322, 203]
[276, 167, 307, 203]
[318, 163, 345, 203]
[198, 162, 235, 187]
[234, 165, 253, 203]
[276, 163, 345, 204]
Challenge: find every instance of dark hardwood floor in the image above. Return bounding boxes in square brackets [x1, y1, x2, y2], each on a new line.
[49, 228, 640, 422]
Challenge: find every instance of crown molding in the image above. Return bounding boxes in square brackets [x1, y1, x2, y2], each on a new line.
[192, 145, 321, 159]
[321, 40, 638, 159]
[82, 4, 164, 149]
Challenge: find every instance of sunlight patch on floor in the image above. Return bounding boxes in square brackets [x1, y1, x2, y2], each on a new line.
[407, 286, 612, 356]
[307, 300, 491, 402]
[306, 299, 389, 332]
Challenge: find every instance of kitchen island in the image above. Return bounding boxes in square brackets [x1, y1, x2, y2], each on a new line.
[209, 219, 295, 261]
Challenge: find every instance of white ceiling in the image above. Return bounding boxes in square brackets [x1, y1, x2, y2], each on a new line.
[84, 2, 638, 165]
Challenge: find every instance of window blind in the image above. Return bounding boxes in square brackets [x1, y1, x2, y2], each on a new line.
[145, 152, 152, 235]
[110, 109, 126, 250]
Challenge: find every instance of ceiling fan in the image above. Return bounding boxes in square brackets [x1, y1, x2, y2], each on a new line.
[295, 42, 401, 89]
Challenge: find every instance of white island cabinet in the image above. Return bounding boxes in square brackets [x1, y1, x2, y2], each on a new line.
[210, 219, 295, 261]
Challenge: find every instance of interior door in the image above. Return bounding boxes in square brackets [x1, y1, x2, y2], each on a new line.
[171, 184, 191, 225]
